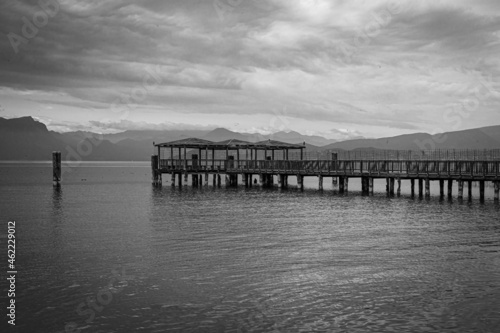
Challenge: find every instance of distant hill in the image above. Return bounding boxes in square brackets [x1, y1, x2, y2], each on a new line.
[0, 116, 499, 161]
[323, 127, 500, 151]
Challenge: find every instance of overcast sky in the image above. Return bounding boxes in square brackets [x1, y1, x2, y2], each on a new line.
[1, 0, 500, 139]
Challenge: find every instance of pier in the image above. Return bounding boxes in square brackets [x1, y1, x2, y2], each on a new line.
[152, 138, 500, 202]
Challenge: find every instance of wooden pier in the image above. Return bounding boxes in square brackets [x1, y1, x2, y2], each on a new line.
[152, 138, 500, 202]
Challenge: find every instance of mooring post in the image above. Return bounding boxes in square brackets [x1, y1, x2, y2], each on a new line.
[52, 151, 61, 186]
[479, 180, 485, 201]
[447, 179, 453, 198]
[468, 180, 473, 199]
[410, 179, 415, 197]
[425, 179, 430, 197]
[151, 155, 159, 185]
[397, 178, 401, 196]
[494, 181, 499, 201]
[439, 179, 444, 198]
[418, 179, 423, 197]
[458, 180, 464, 199]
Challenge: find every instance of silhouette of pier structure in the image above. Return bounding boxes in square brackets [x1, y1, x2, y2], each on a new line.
[151, 138, 500, 202]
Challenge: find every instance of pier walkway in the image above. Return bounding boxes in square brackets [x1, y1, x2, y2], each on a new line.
[151, 138, 500, 202]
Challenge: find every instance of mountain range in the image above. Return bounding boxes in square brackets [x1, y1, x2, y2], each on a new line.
[0, 116, 499, 161]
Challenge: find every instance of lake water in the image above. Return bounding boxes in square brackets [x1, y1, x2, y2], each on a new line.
[1, 162, 499, 332]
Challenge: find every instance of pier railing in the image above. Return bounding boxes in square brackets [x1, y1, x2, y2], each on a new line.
[159, 159, 500, 178]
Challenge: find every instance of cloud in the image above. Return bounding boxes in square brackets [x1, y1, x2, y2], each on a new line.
[1, 0, 499, 137]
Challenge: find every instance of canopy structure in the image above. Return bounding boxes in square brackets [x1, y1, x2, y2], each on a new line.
[154, 137, 306, 161]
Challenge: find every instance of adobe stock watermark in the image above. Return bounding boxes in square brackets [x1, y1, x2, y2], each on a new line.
[6, 0, 60, 54]
[61, 64, 163, 177]
[337, 2, 403, 63]
[414, 72, 497, 150]
[108, 64, 163, 121]
[64, 266, 134, 333]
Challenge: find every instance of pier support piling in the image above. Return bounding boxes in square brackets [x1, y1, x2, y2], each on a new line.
[344, 177, 349, 193]
[332, 177, 338, 187]
[205, 173, 209, 186]
[369, 178, 374, 194]
[418, 179, 423, 198]
[339, 176, 345, 193]
[468, 180, 473, 199]
[318, 175, 323, 191]
[494, 181, 499, 201]
[479, 180, 485, 202]
[397, 178, 401, 196]
[297, 175, 303, 190]
[217, 174, 221, 187]
[425, 179, 430, 198]
[171, 173, 175, 186]
[411, 179, 415, 197]
[439, 180, 444, 198]
[447, 179, 453, 198]
[53, 151, 61, 187]
[458, 180, 464, 199]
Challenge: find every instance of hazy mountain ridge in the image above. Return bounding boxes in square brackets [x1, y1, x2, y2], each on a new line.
[0, 117, 499, 161]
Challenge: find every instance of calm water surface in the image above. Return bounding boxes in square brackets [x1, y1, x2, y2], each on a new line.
[0, 162, 499, 333]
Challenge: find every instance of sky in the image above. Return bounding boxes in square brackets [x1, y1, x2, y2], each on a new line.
[1, 0, 500, 140]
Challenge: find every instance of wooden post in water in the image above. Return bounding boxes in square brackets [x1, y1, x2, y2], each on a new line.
[171, 173, 175, 186]
[178, 173, 182, 187]
[410, 179, 415, 197]
[284, 175, 288, 188]
[151, 155, 159, 185]
[468, 180, 473, 199]
[418, 179, 423, 197]
[386, 178, 390, 194]
[259, 174, 263, 187]
[447, 179, 453, 198]
[494, 181, 499, 201]
[369, 178, 374, 195]
[389, 178, 395, 196]
[192, 174, 198, 187]
[344, 177, 349, 193]
[205, 173, 209, 186]
[458, 180, 464, 199]
[425, 179, 430, 197]
[479, 180, 485, 201]
[52, 151, 61, 186]
[332, 177, 338, 187]
[439, 180, 444, 198]
[397, 178, 401, 196]
[217, 174, 221, 187]
[225, 174, 230, 187]
[318, 175, 323, 190]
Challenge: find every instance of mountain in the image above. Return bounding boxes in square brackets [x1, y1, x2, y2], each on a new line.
[322, 126, 500, 151]
[0, 116, 66, 160]
[1, 116, 499, 161]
